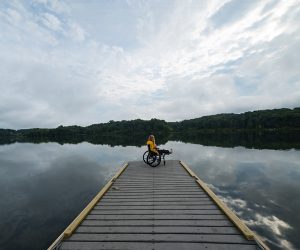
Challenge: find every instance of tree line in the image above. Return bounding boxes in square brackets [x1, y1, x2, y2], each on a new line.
[0, 108, 299, 143]
[170, 108, 300, 132]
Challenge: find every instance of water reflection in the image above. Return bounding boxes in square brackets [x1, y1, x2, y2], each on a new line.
[0, 142, 144, 250]
[165, 141, 300, 250]
[0, 142, 299, 250]
[1, 130, 300, 150]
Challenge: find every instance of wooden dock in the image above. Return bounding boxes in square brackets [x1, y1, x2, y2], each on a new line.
[49, 160, 269, 250]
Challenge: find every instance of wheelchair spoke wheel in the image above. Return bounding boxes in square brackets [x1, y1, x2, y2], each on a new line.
[147, 154, 161, 167]
[142, 151, 148, 163]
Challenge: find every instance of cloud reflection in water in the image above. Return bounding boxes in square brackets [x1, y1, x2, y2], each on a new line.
[0, 141, 299, 250]
[163, 141, 300, 250]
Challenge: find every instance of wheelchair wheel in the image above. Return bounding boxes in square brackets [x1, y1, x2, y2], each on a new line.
[142, 151, 148, 163]
[147, 154, 161, 167]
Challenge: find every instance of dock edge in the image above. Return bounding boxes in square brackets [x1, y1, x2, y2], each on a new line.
[179, 160, 270, 250]
[47, 163, 129, 250]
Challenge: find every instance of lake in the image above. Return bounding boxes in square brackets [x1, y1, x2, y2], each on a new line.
[0, 140, 299, 250]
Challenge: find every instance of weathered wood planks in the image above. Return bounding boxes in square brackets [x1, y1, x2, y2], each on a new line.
[54, 160, 266, 250]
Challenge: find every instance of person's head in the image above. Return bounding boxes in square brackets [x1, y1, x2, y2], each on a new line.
[148, 134, 155, 142]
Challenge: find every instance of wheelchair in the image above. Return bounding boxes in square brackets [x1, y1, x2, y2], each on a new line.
[142, 145, 168, 167]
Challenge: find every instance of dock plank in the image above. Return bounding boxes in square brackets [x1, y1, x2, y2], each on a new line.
[86, 214, 227, 220]
[60, 242, 258, 250]
[93, 205, 219, 210]
[90, 209, 222, 215]
[100, 197, 212, 201]
[67, 233, 253, 244]
[75, 226, 240, 234]
[81, 219, 234, 227]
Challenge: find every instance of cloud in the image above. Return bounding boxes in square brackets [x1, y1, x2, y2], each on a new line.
[248, 214, 292, 236]
[41, 12, 61, 31]
[210, 0, 259, 28]
[246, 214, 295, 249]
[68, 22, 86, 41]
[0, 0, 300, 128]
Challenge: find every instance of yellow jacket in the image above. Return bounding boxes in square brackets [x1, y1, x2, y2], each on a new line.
[147, 140, 158, 154]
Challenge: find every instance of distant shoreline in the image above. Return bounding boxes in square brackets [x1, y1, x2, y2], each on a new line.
[1, 108, 299, 149]
[1, 107, 299, 135]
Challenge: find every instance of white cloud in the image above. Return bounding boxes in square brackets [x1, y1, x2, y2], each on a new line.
[68, 22, 86, 42]
[246, 214, 295, 249]
[247, 214, 292, 236]
[0, 0, 299, 128]
[41, 13, 61, 31]
[5, 8, 22, 23]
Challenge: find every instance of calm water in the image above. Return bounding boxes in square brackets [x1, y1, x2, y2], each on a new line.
[0, 141, 299, 250]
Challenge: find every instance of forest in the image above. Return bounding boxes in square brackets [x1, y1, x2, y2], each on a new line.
[170, 107, 300, 132]
[0, 108, 299, 148]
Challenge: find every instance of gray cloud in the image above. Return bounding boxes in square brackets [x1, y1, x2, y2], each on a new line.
[0, 0, 299, 128]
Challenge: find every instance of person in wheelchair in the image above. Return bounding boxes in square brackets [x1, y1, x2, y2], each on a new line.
[146, 135, 172, 156]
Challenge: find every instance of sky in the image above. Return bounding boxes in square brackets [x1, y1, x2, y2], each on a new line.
[0, 0, 299, 129]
